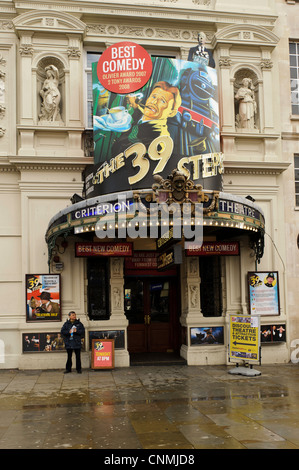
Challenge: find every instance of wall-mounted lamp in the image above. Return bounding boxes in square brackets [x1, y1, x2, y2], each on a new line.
[70, 193, 84, 204]
[56, 240, 68, 254]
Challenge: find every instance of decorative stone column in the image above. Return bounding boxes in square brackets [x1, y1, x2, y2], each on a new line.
[260, 51, 274, 132]
[180, 255, 202, 360]
[66, 40, 82, 127]
[19, 36, 34, 126]
[218, 50, 234, 132]
[109, 257, 130, 366]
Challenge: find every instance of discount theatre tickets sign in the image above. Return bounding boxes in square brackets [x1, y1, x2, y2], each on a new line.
[229, 315, 260, 363]
[84, 42, 222, 198]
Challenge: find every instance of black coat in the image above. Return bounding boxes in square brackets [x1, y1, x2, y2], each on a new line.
[61, 319, 85, 349]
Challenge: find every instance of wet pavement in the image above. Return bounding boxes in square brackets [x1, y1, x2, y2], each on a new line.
[0, 363, 299, 450]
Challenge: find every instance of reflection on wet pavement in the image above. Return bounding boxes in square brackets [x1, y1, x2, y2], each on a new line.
[0, 364, 298, 449]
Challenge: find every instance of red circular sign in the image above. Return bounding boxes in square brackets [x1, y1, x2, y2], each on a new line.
[97, 42, 152, 94]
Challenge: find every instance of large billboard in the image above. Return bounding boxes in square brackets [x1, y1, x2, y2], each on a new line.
[84, 44, 222, 198]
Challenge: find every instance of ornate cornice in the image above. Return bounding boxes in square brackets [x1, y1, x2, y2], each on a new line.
[4, 156, 93, 172]
[86, 23, 198, 43]
[224, 161, 290, 175]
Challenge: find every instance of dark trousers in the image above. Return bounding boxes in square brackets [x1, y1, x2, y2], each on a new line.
[66, 348, 81, 372]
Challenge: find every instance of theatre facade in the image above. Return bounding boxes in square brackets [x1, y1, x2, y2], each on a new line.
[0, 0, 295, 369]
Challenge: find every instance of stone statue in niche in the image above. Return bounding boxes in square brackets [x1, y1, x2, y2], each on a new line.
[39, 65, 62, 122]
[235, 78, 257, 130]
[187, 31, 215, 68]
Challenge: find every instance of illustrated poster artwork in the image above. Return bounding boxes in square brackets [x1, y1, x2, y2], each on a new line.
[26, 274, 61, 322]
[84, 55, 221, 197]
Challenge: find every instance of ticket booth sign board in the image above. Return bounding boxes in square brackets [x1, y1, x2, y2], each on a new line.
[91, 339, 115, 369]
[229, 315, 260, 364]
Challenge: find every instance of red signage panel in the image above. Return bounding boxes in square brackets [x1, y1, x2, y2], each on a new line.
[124, 250, 158, 270]
[75, 242, 132, 257]
[186, 241, 239, 256]
[91, 339, 114, 370]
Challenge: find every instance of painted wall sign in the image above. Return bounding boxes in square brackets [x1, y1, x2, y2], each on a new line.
[229, 315, 260, 363]
[84, 52, 221, 198]
[97, 42, 152, 94]
[26, 274, 61, 322]
[75, 242, 132, 257]
[186, 241, 239, 256]
[91, 339, 114, 369]
[248, 271, 280, 316]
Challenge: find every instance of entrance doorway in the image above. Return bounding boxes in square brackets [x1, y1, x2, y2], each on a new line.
[124, 276, 180, 353]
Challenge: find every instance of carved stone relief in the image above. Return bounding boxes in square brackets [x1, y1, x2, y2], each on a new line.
[87, 23, 213, 46]
[112, 287, 122, 309]
[0, 72, 5, 106]
[188, 257, 199, 277]
[190, 285, 199, 308]
[111, 258, 123, 277]
[0, 53, 6, 136]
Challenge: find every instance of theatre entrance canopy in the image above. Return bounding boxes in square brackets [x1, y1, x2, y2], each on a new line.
[45, 174, 265, 268]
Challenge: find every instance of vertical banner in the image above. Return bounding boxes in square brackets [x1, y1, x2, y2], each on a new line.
[84, 43, 222, 198]
[91, 339, 115, 369]
[26, 274, 61, 322]
[229, 315, 260, 363]
[248, 271, 280, 316]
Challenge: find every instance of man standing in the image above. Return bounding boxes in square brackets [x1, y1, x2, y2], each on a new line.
[61, 311, 85, 374]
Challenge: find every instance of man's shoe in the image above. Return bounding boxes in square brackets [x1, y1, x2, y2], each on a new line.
[77, 370, 82, 374]
[64, 370, 71, 374]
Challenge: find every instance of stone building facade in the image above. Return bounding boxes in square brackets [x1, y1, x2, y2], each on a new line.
[0, 0, 298, 369]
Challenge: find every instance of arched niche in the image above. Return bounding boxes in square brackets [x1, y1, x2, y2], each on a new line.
[234, 68, 259, 132]
[36, 57, 65, 124]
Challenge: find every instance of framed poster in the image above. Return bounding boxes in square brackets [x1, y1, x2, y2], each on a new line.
[26, 274, 61, 322]
[190, 327, 224, 346]
[89, 330, 125, 350]
[261, 324, 286, 343]
[23, 332, 84, 353]
[91, 339, 115, 370]
[248, 271, 280, 316]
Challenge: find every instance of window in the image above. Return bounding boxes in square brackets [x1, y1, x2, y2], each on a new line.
[85, 51, 102, 128]
[289, 42, 299, 115]
[199, 257, 223, 317]
[295, 155, 299, 206]
[87, 258, 109, 320]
